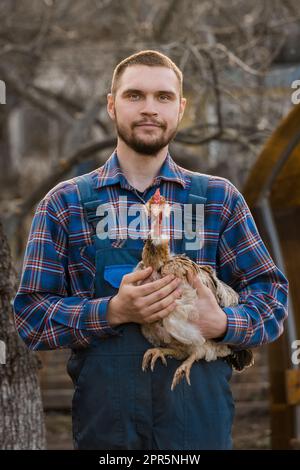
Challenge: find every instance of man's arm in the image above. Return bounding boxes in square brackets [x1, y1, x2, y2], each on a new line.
[216, 187, 288, 349]
[13, 196, 119, 351]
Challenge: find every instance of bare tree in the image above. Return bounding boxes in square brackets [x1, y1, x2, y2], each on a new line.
[0, 219, 46, 449]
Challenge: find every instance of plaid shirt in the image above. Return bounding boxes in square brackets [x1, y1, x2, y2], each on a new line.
[13, 150, 288, 350]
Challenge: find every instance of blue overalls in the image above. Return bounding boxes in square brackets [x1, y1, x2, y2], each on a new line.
[66, 173, 235, 450]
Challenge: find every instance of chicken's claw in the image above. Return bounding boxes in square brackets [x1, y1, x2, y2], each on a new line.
[171, 363, 192, 390]
[142, 348, 168, 372]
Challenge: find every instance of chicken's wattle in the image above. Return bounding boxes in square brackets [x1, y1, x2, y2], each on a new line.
[152, 188, 161, 204]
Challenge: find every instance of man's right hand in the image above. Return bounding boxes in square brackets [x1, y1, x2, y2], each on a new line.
[106, 267, 182, 327]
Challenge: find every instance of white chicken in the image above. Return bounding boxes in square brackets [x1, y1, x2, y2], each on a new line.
[134, 188, 253, 390]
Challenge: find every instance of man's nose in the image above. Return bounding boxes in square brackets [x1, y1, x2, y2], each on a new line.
[140, 97, 158, 115]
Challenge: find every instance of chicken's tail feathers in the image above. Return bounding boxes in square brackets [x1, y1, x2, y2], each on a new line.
[225, 349, 254, 372]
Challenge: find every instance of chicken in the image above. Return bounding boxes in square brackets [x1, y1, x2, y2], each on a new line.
[134, 188, 254, 390]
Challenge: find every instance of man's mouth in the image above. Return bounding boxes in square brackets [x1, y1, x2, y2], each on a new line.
[135, 122, 162, 128]
[136, 124, 161, 127]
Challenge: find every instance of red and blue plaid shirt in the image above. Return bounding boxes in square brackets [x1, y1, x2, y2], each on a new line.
[13, 150, 288, 350]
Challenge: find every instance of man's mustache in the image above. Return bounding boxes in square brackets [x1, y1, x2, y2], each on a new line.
[134, 120, 165, 128]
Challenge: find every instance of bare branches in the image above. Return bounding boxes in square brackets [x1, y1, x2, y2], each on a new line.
[1, 70, 74, 124]
[176, 124, 260, 154]
[0, 0, 55, 59]
[214, 43, 267, 76]
[152, 0, 183, 41]
[190, 45, 224, 135]
[13, 136, 116, 219]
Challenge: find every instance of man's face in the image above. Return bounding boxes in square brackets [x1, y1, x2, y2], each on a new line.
[107, 65, 186, 155]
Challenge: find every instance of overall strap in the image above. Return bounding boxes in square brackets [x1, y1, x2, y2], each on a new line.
[187, 172, 209, 204]
[75, 173, 109, 241]
[76, 173, 97, 204]
[182, 172, 210, 254]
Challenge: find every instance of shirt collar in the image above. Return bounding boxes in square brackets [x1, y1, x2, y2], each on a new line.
[94, 149, 187, 190]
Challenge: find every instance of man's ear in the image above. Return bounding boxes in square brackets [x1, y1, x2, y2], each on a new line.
[107, 93, 116, 121]
[179, 97, 186, 122]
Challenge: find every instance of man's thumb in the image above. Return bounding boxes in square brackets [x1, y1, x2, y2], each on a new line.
[123, 266, 153, 284]
[187, 271, 204, 293]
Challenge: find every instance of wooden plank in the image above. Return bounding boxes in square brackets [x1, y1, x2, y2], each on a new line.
[42, 389, 73, 410]
[232, 382, 269, 401]
[243, 103, 300, 209]
[286, 369, 300, 405]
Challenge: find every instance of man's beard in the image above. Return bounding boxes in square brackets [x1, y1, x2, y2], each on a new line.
[115, 115, 179, 156]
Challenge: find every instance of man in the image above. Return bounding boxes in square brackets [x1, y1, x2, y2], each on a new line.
[14, 50, 288, 450]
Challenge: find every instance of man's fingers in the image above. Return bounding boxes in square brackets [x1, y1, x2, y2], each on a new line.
[123, 266, 153, 284]
[146, 301, 177, 323]
[137, 273, 175, 295]
[143, 278, 181, 308]
[144, 277, 180, 305]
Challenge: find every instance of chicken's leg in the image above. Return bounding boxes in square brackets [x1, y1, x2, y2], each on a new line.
[171, 352, 199, 390]
[142, 347, 186, 372]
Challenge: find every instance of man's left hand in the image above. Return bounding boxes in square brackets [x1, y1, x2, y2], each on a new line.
[186, 272, 228, 340]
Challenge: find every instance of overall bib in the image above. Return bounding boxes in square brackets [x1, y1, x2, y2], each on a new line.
[66, 173, 235, 450]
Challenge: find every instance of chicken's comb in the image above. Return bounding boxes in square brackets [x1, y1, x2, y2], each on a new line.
[152, 188, 161, 204]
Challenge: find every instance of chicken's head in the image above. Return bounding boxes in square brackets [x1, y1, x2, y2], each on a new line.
[145, 188, 171, 246]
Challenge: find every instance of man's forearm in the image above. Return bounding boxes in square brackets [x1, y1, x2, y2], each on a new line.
[13, 292, 120, 350]
[216, 297, 287, 349]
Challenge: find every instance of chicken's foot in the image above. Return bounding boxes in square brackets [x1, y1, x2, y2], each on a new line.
[171, 352, 199, 390]
[142, 347, 184, 372]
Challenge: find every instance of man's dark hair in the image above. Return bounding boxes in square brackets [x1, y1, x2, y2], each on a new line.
[111, 50, 183, 99]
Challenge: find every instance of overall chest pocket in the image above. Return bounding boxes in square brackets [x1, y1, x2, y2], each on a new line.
[104, 264, 136, 288]
[95, 247, 142, 298]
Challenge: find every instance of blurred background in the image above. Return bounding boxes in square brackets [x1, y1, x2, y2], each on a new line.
[0, 0, 300, 450]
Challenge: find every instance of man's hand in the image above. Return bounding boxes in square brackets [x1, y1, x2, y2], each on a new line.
[107, 267, 182, 327]
[187, 272, 228, 340]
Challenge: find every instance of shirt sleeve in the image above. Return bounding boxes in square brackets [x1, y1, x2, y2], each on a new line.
[216, 186, 289, 349]
[13, 196, 120, 351]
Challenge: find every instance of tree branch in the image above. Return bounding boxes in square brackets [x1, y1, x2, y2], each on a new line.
[13, 136, 116, 219]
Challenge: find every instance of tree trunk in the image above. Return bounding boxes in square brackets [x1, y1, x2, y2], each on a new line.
[0, 220, 46, 449]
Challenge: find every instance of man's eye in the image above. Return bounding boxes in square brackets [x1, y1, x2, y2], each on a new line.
[129, 94, 140, 100]
[160, 95, 169, 101]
